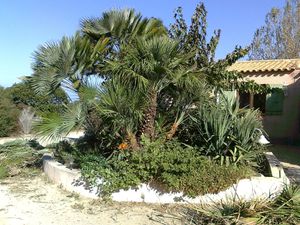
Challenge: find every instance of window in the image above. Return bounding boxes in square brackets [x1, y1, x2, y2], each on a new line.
[238, 92, 266, 113]
[238, 85, 284, 115]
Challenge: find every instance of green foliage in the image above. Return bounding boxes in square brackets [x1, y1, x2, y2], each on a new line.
[33, 103, 86, 142]
[238, 80, 271, 94]
[81, 8, 167, 49]
[185, 184, 300, 225]
[80, 139, 253, 197]
[0, 140, 44, 179]
[29, 32, 109, 95]
[7, 81, 69, 115]
[0, 97, 19, 137]
[0, 82, 69, 137]
[169, 3, 250, 91]
[27, 4, 266, 200]
[259, 185, 300, 224]
[178, 94, 265, 166]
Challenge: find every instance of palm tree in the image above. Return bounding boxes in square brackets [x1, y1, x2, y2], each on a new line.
[106, 36, 202, 140]
[29, 32, 109, 95]
[34, 80, 144, 150]
[30, 9, 166, 95]
[81, 9, 167, 46]
[29, 9, 202, 145]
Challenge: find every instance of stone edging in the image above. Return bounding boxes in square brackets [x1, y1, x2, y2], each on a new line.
[43, 153, 289, 204]
[265, 152, 287, 178]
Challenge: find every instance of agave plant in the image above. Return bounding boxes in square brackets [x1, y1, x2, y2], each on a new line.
[181, 91, 265, 166]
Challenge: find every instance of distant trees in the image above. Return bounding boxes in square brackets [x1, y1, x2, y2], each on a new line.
[249, 0, 300, 60]
[0, 81, 69, 137]
[0, 86, 20, 137]
[8, 81, 69, 115]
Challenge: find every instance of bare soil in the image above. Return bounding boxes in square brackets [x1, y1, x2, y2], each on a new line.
[0, 173, 184, 225]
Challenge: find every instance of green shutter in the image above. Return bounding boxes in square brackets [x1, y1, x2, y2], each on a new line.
[266, 85, 284, 115]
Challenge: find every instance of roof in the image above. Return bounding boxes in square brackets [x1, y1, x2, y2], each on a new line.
[227, 58, 300, 73]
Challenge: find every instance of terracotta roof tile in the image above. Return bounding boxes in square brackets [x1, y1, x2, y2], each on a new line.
[227, 58, 300, 72]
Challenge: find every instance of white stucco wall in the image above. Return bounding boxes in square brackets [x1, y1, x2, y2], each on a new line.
[43, 155, 289, 204]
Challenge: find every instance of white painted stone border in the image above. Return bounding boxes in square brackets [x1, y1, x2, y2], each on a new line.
[43, 153, 290, 204]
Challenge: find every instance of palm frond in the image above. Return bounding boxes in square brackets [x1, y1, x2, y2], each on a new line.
[81, 9, 166, 42]
[34, 103, 85, 142]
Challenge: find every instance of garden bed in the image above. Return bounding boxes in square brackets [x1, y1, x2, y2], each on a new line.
[43, 153, 289, 204]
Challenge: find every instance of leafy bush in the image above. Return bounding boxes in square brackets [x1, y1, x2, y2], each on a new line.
[80, 138, 254, 197]
[0, 98, 20, 137]
[178, 94, 265, 166]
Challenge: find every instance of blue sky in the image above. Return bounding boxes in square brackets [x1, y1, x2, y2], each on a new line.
[0, 0, 285, 87]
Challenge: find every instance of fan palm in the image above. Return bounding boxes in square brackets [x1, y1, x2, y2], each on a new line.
[30, 9, 166, 95]
[29, 10, 168, 144]
[29, 32, 109, 95]
[81, 9, 167, 46]
[106, 36, 203, 139]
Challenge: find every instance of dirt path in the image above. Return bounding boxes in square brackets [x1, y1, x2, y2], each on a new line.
[0, 174, 183, 225]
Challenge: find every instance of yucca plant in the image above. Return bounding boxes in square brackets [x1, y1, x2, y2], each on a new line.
[181, 92, 265, 166]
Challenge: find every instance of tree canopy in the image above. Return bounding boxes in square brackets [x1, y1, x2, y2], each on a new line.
[249, 0, 300, 60]
[7, 81, 69, 114]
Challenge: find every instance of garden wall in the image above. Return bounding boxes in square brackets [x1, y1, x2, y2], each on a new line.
[42, 152, 290, 204]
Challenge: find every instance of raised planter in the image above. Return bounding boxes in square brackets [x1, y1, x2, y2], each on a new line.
[43, 153, 289, 204]
[265, 152, 288, 180]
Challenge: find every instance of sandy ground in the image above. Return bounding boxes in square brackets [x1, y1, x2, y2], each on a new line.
[0, 174, 184, 225]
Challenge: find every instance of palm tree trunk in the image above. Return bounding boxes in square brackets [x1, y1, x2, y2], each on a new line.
[126, 131, 140, 150]
[137, 89, 157, 141]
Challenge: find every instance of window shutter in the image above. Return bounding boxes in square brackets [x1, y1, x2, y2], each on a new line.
[266, 85, 284, 115]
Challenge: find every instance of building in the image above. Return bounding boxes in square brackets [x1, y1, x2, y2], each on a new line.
[228, 58, 300, 143]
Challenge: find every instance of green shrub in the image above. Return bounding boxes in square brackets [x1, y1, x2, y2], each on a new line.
[80, 139, 254, 197]
[0, 98, 20, 137]
[178, 95, 265, 166]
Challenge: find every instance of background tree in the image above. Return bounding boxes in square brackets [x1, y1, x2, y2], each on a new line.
[0, 86, 20, 137]
[8, 81, 69, 115]
[249, 0, 300, 60]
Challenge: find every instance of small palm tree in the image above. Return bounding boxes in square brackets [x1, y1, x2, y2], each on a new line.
[106, 36, 202, 140]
